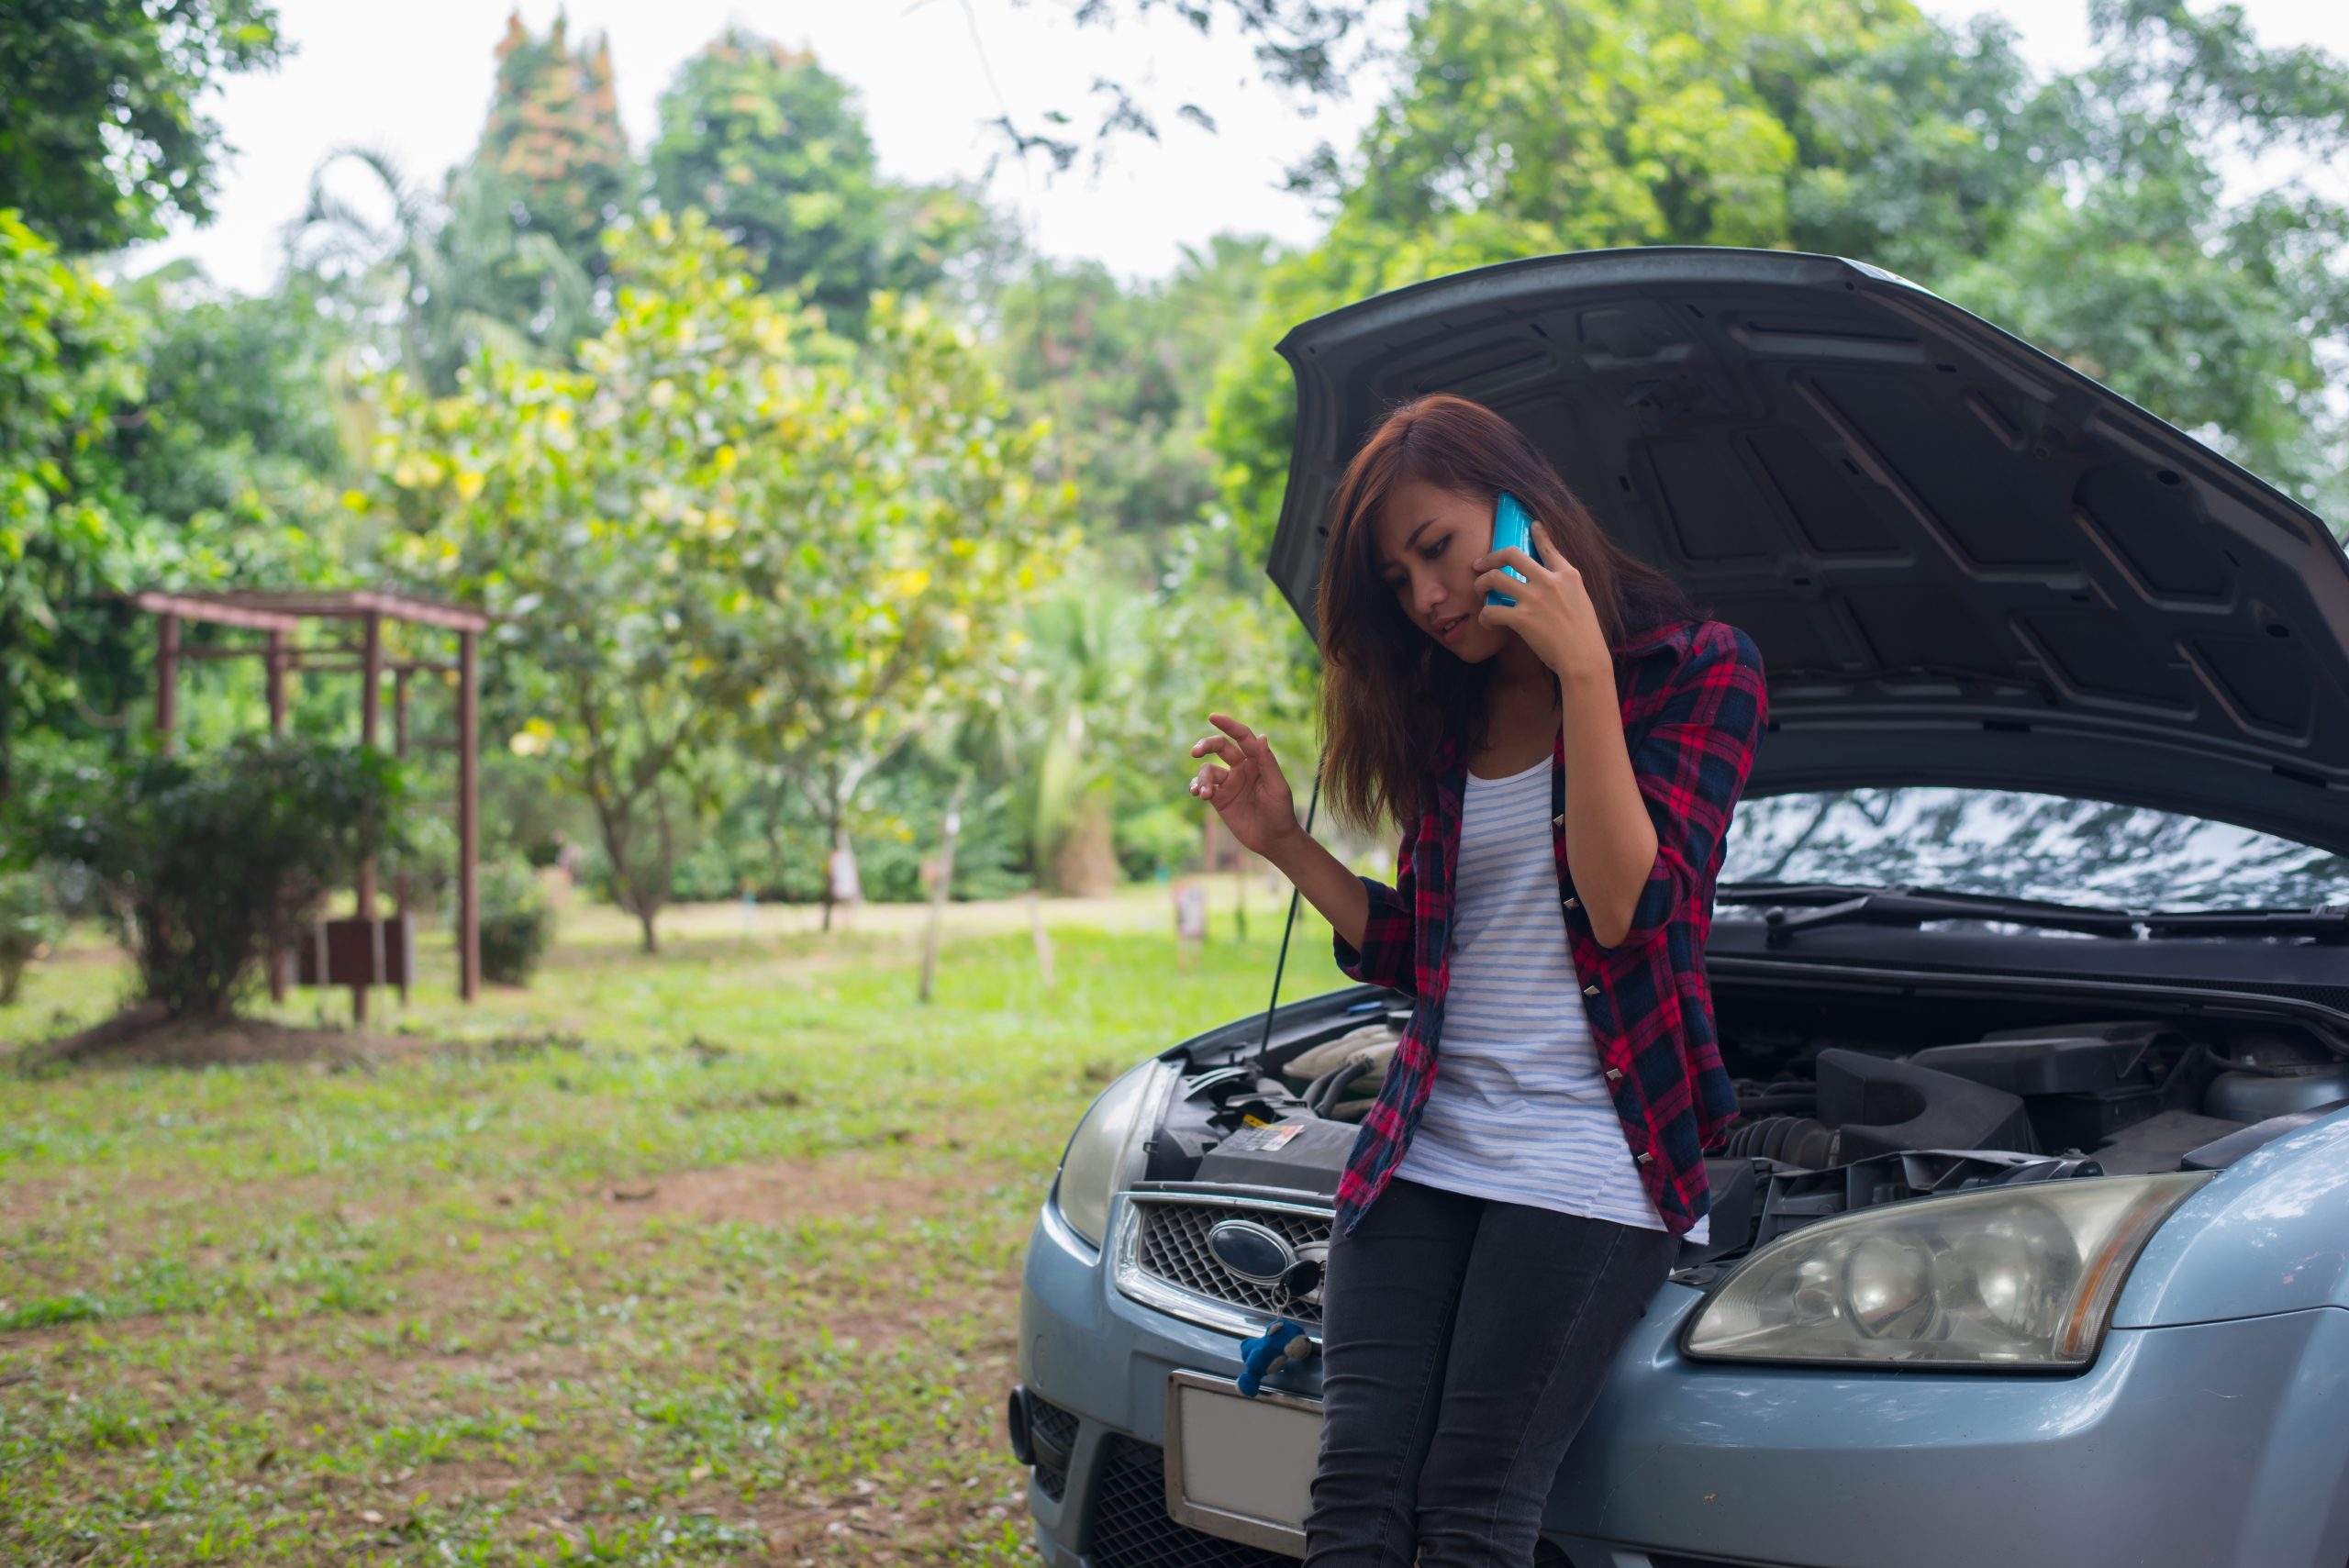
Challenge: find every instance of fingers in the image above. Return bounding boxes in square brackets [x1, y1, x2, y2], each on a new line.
[1189, 732, 1246, 766]
[1477, 602, 1519, 630]
[1205, 712, 1281, 773]
[1472, 545, 1547, 579]
[1188, 754, 1256, 802]
[1474, 567, 1535, 599]
[1207, 712, 1261, 749]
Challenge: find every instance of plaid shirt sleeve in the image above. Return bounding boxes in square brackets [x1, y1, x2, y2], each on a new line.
[1331, 810, 1420, 995]
[1591, 619, 1768, 956]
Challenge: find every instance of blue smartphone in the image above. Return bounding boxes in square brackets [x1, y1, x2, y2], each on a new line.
[1486, 491, 1536, 607]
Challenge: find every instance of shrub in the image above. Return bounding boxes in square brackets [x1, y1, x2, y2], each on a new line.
[0, 871, 59, 1004]
[36, 738, 404, 1018]
[473, 859, 555, 985]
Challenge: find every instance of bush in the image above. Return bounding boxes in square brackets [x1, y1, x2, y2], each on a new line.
[473, 859, 555, 985]
[35, 738, 404, 1018]
[0, 871, 59, 1004]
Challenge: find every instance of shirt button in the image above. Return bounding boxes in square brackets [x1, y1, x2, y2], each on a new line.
[1635, 1151, 1653, 1165]
[1562, 896, 1578, 909]
[1582, 983, 1599, 996]
[1605, 1067, 1623, 1083]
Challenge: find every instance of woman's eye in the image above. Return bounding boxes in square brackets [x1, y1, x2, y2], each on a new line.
[1423, 539, 1448, 561]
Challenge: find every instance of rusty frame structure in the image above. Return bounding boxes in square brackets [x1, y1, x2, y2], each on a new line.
[130, 588, 488, 1013]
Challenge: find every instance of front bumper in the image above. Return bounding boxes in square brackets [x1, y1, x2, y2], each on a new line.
[1019, 1192, 2349, 1568]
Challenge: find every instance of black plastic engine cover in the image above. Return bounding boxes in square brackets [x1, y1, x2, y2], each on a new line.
[1909, 1021, 2165, 1095]
[1191, 1118, 1361, 1195]
[1816, 1049, 2038, 1160]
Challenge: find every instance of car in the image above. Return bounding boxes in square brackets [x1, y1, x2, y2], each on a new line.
[1008, 247, 2349, 1568]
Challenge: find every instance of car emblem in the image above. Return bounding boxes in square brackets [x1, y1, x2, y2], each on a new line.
[1206, 1219, 1297, 1285]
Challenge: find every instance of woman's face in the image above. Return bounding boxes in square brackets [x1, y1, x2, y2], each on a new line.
[1370, 477, 1513, 664]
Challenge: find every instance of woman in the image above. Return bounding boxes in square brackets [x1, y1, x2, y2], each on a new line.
[1186, 393, 1765, 1566]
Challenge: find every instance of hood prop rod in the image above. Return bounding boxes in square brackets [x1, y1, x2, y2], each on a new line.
[1252, 753, 1324, 1074]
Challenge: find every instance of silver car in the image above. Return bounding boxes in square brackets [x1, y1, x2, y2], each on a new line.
[1011, 248, 2349, 1568]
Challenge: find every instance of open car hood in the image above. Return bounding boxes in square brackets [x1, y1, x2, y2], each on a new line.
[1267, 248, 2349, 856]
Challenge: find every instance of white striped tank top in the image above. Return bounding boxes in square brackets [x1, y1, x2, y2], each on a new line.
[1392, 754, 1708, 1242]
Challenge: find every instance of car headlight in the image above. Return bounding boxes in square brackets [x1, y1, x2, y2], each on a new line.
[1052, 1059, 1172, 1250]
[1682, 1171, 2209, 1370]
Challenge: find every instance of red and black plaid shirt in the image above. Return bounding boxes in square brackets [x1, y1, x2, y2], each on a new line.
[1331, 617, 1767, 1239]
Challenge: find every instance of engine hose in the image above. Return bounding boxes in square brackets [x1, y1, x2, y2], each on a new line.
[1308, 1058, 1373, 1118]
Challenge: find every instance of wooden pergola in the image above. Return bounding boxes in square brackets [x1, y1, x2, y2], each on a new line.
[130, 588, 488, 1013]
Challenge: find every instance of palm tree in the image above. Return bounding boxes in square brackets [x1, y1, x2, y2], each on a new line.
[288, 147, 597, 394]
[1019, 583, 1150, 895]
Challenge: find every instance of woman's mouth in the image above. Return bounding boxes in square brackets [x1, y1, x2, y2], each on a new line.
[1434, 613, 1470, 644]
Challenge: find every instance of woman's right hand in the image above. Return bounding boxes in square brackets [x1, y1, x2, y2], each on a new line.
[1187, 713, 1301, 858]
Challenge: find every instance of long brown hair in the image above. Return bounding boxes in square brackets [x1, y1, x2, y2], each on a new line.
[1317, 393, 1696, 833]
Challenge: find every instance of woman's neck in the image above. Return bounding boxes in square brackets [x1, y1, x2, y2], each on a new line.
[1467, 637, 1564, 772]
[1491, 633, 1553, 696]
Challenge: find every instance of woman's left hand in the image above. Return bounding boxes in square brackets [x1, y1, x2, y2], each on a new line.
[1474, 518, 1612, 685]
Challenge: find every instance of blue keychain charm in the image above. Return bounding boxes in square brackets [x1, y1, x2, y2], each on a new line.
[1236, 1318, 1316, 1396]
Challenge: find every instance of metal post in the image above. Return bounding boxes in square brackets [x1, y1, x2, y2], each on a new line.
[393, 666, 411, 1004]
[458, 630, 480, 1002]
[266, 624, 289, 1002]
[355, 613, 382, 1023]
[155, 613, 180, 754]
[266, 628, 288, 735]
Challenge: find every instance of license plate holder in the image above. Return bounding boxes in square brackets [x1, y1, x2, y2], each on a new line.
[1163, 1370, 1323, 1558]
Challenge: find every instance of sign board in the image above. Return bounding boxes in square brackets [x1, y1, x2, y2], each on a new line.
[287, 916, 415, 988]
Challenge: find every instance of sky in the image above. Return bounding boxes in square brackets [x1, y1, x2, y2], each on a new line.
[135, 0, 2349, 296]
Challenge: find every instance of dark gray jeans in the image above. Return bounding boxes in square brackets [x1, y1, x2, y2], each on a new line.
[1303, 1177, 1680, 1566]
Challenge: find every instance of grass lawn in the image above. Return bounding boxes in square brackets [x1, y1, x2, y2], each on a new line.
[0, 879, 1342, 1566]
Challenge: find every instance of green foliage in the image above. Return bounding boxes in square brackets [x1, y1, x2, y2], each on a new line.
[110, 264, 354, 581]
[1932, 0, 2349, 517]
[651, 28, 989, 330]
[476, 12, 631, 272]
[674, 751, 1030, 904]
[471, 859, 556, 986]
[295, 147, 598, 395]
[990, 236, 1282, 540]
[0, 0, 284, 252]
[0, 210, 145, 802]
[0, 227, 361, 803]
[1212, 0, 2349, 546]
[0, 869, 59, 1005]
[30, 737, 404, 1018]
[373, 212, 1067, 944]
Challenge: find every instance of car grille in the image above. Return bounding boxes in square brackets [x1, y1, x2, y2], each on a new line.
[1030, 1394, 1078, 1502]
[1090, 1436, 1295, 1568]
[1134, 1199, 1333, 1326]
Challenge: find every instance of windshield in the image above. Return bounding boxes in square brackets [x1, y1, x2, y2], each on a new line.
[1721, 788, 2349, 914]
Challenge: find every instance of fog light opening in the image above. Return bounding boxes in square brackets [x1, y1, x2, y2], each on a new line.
[1006, 1385, 1035, 1467]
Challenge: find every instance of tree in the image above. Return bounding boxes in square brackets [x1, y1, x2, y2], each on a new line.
[294, 147, 598, 395]
[0, 0, 284, 253]
[0, 211, 144, 803]
[111, 263, 353, 581]
[740, 294, 1076, 928]
[1208, 0, 2349, 550]
[650, 28, 989, 331]
[372, 213, 1068, 945]
[369, 214, 795, 952]
[1932, 0, 2349, 523]
[476, 10, 632, 274]
[988, 235, 1282, 543]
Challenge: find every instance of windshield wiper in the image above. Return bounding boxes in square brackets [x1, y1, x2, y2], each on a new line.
[1715, 883, 2349, 945]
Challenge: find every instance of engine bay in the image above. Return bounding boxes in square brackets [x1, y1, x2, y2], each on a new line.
[1145, 986, 2349, 1267]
